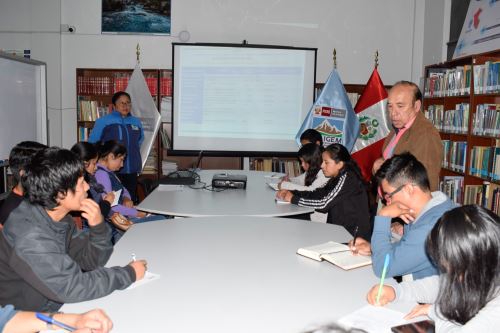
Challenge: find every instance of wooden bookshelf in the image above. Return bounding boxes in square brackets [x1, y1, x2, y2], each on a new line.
[423, 49, 500, 213]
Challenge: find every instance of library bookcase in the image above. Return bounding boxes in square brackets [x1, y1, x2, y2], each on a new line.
[423, 49, 500, 214]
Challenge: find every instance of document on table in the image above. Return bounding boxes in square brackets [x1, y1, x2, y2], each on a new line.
[126, 271, 160, 290]
[338, 305, 407, 333]
[111, 189, 122, 207]
[267, 182, 279, 191]
[157, 184, 184, 191]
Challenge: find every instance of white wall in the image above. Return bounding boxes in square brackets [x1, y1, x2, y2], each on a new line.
[0, 0, 62, 147]
[1, 0, 447, 148]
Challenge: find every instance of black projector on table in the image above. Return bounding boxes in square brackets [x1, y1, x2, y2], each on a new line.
[212, 173, 247, 189]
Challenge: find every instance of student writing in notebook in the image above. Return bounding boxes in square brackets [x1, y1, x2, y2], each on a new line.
[350, 153, 455, 280]
[277, 144, 329, 222]
[367, 205, 500, 332]
[277, 143, 371, 239]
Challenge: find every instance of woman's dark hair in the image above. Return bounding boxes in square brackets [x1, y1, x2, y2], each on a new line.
[298, 143, 324, 186]
[71, 141, 104, 192]
[71, 141, 98, 163]
[300, 129, 323, 146]
[22, 147, 84, 209]
[323, 143, 363, 181]
[426, 205, 500, 325]
[9, 141, 47, 185]
[111, 91, 131, 105]
[97, 140, 127, 160]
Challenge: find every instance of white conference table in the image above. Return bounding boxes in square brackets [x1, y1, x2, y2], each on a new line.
[62, 216, 406, 333]
[136, 170, 314, 217]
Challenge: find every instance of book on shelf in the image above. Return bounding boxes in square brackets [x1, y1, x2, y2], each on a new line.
[77, 76, 113, 95]
[424, 66, 471, 97]
[77, 97, 111, 121]
[160, 96, 172, 122]
[78, 126, 91, 142]
[297, 241, 372, 270]
[440, 176, 464, 204]
[449, 141, 467, 173]
[488, 183, 500, 215]
[473, 61, 500, 94]
[250, 158, 301, 178]
[160, 76, 172, 96]
[469, 146, 493, 179]
[464, 182, 500, 215]
[472, 103, 500, 137]
[160, 125, 172, 149]
[424, 104, 444, 130]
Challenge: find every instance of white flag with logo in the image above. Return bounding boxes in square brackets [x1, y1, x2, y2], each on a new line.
[126, 64, 161, 171]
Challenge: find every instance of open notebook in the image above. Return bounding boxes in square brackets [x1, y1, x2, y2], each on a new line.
[297, 241, 372, 270]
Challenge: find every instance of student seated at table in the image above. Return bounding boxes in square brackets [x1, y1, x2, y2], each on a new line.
[0, 147, 147, 312]
[279, 143, 328, 192]
[276, 143, 371, 239]
[299, 128, 323, 146]
[367, 205, 500, 331]
[71, 142, 116, 233]
[0, 305, 112, 333]
[277, 143, 329, 222]
[0, 141, 46, 226]
[350, 153, 455, 280]
[95, 140, 164, 224]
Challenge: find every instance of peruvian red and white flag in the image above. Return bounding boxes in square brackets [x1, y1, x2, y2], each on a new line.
[351, 68, 390, 181]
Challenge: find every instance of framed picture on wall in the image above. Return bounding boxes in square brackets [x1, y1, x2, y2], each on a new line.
[102, 0, 171, 34]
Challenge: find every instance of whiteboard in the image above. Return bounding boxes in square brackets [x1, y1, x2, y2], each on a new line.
[0, 52, 47, 159]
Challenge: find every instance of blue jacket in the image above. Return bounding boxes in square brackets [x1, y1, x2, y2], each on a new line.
[88, 111, 144, 174]
[371, 192, 456, 280]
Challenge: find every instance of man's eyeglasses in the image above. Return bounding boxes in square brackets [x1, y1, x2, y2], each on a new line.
[382, 184, 407, 202]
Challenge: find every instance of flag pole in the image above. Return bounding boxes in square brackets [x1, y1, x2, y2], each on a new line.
[374, 50, 379, 69]
[136, 43, 141, 64]
[333, 48, 337, 69]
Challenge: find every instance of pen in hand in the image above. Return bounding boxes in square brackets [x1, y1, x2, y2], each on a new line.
[353, 226, 359, 247]
[376, 253, 391, 305]
[36, 313, 76, 332]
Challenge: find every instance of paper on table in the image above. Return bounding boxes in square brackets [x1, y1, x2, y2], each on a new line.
[111, 189, 122, 207]
[264, 174, 282, 179]
[126, 271, 160, 290]
[338, 305, 407, 333]
[275, 197, 290, 204]
[157, 184, 184, 191]
[267, 182, 279, 191]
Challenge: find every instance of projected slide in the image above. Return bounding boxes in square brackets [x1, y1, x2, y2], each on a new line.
[172, 44, 316, 153]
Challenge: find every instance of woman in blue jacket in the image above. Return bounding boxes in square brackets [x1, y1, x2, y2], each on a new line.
[89, 91, 143, 203]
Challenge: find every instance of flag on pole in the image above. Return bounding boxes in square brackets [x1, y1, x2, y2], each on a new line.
[351, 68, 390, 181]
[126, 64, 162, 171]
[296, 69, 360, 151]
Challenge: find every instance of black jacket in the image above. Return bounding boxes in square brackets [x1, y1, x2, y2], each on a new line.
[291, 169, 372, 240]
[0, 200, 135, 312]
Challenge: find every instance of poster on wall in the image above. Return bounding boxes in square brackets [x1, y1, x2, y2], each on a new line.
[453, 0, 500, 59]
[102, 0, 171, 34]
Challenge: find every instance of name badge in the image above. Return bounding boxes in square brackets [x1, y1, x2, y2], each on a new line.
[131, 125, 139, 130]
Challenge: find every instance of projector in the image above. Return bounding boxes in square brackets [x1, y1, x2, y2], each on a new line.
[212, 173, 247, 189]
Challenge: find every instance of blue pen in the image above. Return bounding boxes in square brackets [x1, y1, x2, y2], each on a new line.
[376, 253, 390, 305]
[36, 312, 76, 332]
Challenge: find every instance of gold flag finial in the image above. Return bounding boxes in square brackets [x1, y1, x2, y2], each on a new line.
[333, 49, 337, 69]
[374, 50, 379, 68]
[136, 43, 141, 63]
